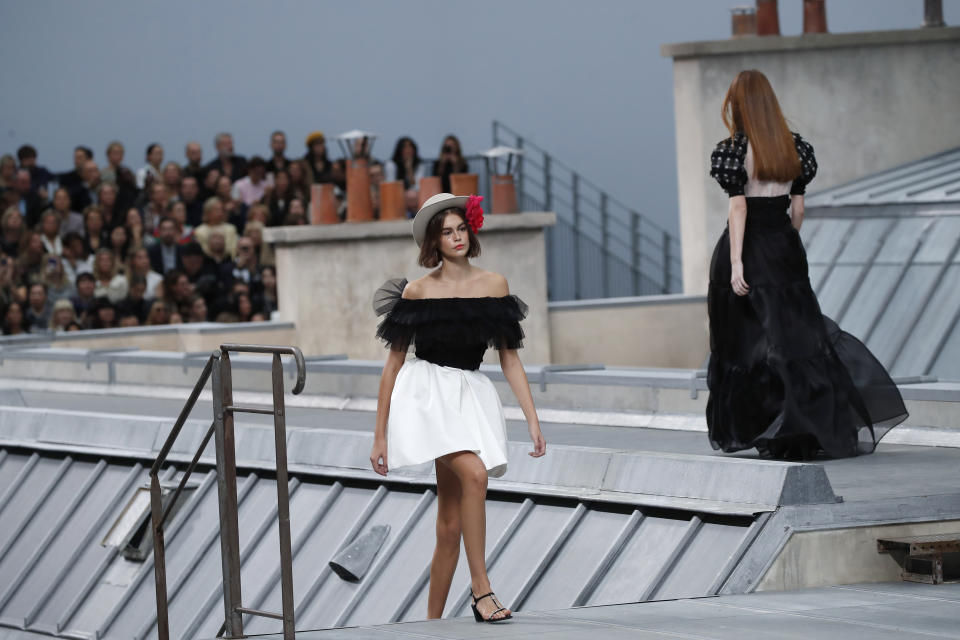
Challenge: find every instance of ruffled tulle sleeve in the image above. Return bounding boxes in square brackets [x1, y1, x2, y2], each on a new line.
[790, 133, 817, 195]
[490, 295, 528, 350]
[374, 278, 413, 350]
[710, 133, 748, 197]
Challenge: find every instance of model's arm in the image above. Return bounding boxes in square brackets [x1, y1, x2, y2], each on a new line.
[790, 194, 804, 231]
[371, 345, 406, 475]
[728, 195, 749, 296]
[499, 347, 546, 457]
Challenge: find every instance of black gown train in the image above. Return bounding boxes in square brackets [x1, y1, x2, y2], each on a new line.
[706, 132, 907, 459]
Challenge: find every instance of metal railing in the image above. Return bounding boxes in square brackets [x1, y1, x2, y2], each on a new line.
[492, 120, 683, 299]
[150, 344, 306, 640]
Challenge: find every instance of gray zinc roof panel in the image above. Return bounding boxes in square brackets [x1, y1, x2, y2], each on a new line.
[864, 264, 941, 365]
[891, 265, 960, 377]
[915, 216, 960, 263]
[815, 264, 863, 318]
[804, 218, 853, 265]
[931, 314, 960, 380]
[833, 265, 900, 341]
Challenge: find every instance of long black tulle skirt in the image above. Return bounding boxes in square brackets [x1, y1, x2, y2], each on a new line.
[707, 196, 908, 460]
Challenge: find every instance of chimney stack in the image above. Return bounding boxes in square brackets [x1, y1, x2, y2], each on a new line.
[803, 0, 828, 34]
[756, 0, 781, 36]
[731, 7, 757, 37]
[924, 0, 945, 27]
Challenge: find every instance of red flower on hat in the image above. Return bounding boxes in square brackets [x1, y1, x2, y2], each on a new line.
[465, 195, 484, 233]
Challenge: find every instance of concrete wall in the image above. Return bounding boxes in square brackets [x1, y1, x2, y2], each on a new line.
[265, 213, 555, 364]
[549, 294, 708, 368]
[758, 519, 960, 591]
[662, 27, 960, 293]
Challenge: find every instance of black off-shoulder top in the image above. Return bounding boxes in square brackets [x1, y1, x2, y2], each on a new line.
[709, 131, 818, 197]
[374, 278, 527, 371]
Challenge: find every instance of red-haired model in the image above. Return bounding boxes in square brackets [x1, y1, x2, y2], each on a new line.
[707, 70, 907, 460]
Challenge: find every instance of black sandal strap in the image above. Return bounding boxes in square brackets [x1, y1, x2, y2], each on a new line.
[472, 591, 495, 603]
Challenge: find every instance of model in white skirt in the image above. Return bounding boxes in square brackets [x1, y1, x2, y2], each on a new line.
[371, 193, 546, 623]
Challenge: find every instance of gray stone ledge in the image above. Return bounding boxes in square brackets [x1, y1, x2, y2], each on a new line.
[264, 211, 556, 245]
[661, 26, 960, 60]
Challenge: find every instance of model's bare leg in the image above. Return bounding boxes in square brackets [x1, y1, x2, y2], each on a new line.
[439, 451, 511, 620]
[427, 459, 462, 619]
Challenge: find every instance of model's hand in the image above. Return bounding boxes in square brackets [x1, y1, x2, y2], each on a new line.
[731, 261, 750, 296]
[370, 438, 388, 476]
[528, 425, 546, 458]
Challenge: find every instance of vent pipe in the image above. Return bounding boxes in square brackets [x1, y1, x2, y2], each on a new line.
[924, 0, 945, 27]
[803, 0, 828, 33]
[731, 7, 757, 37]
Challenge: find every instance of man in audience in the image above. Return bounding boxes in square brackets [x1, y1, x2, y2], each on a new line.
[13, 169, 46, 226]
[70, 160, 101, 212]
[141, 183, 169, 237]
[221, 236, 262, 295]
[17, 145, 55, 196]
[89, 296, 117, 329]
[180, 176, 203, 227]
[232, 156, 272, 206]
[267, 131, 289, 174]
[116, 275, 151, 324]
[180, 240, 219, 301]
[26, 282, 52, 332]
[71, 272, 97, 324]
[60, 146, 93, 191]
[183, 141, 204, 184]
[149, 217, 183, 274]
[61, 232, 92, 284]
[204, 132, 247, 182]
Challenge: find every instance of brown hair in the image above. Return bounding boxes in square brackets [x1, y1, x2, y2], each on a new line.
[721, 70, 800, 182]
[417, 208, 480, 268]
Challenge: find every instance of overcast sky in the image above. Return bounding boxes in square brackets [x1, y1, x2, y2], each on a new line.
[2, 0, 957, 232]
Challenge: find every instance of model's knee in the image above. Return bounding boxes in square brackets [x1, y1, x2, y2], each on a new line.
[459, 466, 488, 495]
[436, 516, 461, 548]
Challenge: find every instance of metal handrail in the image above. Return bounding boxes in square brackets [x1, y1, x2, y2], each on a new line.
[150, 344, 307, 640]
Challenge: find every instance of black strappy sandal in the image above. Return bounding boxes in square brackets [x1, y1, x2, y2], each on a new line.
[470, 591, 512, 622]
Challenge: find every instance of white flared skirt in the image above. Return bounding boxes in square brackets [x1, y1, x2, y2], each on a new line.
[387, 358, 509, 478]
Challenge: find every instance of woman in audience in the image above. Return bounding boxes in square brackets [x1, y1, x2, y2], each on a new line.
[97, 182, 123, 231]
[386, 136, 426, 190]
[2, 301, 26, 335]
[185, 294, 208, 323]
[38, 210, 62, 255]
[0, 155, 16, 190]
[287, 160, 310, 203]
[127, 247, 163, 299]
[136, 143, 164, 190]
[17, 231, 46, 286]
[242, 219, 274, 267]
[258, 265, 278, 317]
[1, 207, 24, 257]
[91, 248, 128, 303]
[49, 298, 78, 331]
[125, 207, 146, 250]
[145, 299, 170, 326]
[266, 169, 293, 225]
[83, 205, 109, 254]
[432, 135, 469, 193]
[52, 187, 85, 238]
[215, 174, 241, 227]
[43, 255, 74, 302]
[194, 197, 238, 257]
[109, 224, 131, 262]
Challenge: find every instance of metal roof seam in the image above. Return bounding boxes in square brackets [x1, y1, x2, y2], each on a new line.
[706, 511, 772, 596]
[0, 456, 73, 566]
[640, 515, 704, 601]
[0, 453, 39, 516]
[573, 509, 645, 607]
[511, 503, 589, 610]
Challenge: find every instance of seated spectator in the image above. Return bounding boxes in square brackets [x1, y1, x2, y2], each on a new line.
[0, 254, 17, 308]
[136, 143, 163, 190]
[180, 176, 204, 228]
[118, 314, 139, 327]
[287, 159, 310, 202]
[204, 132, 247, 183]
[303, 131, 339, 185]
[162, 162, 182, 198]
[169, 310, 184, 324]
[100, 141, 137, 198]
[61, 232, 93, 286]
[109, 225, 131, 262]
[283, 198, 306, 226]
[194, 197, 238, 257]
[92, 248, 128, 303]
[206, 231, 231, 266]
[89, 296, 117, 329]
[145, 299, 170, 326]
[0, 154, 16, 190]
[185, 294, 208, 323]
[125, 207, 146, 250]
[183, 142, 205, 186]
[246, 202, 270, 228]
[17, 231, 47, 286]
[257, 265, 278, 317]
[214, 175, 242, 229]
[116, 275, 151, 323]
[64, 321, 82, 331]
[15, 169, 48, 228]
[97, 182, 124, 231]
[49, 298, 78, 332]
[141, 183, 169, 238]
[83, 205, 108, 254]
[432, 134, 469, 193]
[180, 241, 219, 301]
[267, 131, 289, 174]
[127, 247, 163, 298]
[25, 282, 52, 332]
[266, 169, 293, 225]
[161, 269, 193, 311]
[69, 160, 101, 212]
[1, 207, 25, 256]
[166, 201, 193, 242]
[53, 187, 85, 238]
[71, 272, 97, 323]
[243, 220, 274, 267]
[59, 146, 93, 192]
[17, 145, 56, 196]
[385, 137, 426, 211]
[3, 301, 26, 335]
[232, 156, 272, 207]
[235, 292, 254, 322]
[149, 217, 183, 274]
[38, 210, 62, 255]
[221, 236, 262, 295]
[43, 255, 74, 302]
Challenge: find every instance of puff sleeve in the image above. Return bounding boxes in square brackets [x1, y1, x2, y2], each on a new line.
[374, 278, 414, 350]
[790, 133, 818, 195]
[709, 133, 748, 197]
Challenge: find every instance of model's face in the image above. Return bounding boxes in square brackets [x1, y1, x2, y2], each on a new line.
[438, 212, 469, 260]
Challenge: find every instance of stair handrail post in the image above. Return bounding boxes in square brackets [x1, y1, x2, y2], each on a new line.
[150, 472, 170, 640]
[213, 349, 244, 637]
[662, 230, 672, 294]
[572, 173, 581, 300]
[516, 136, 524, 210]
[600, 192, 609, 298]
[271, 352, 297, 640]
[631, 213, 641, 295]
